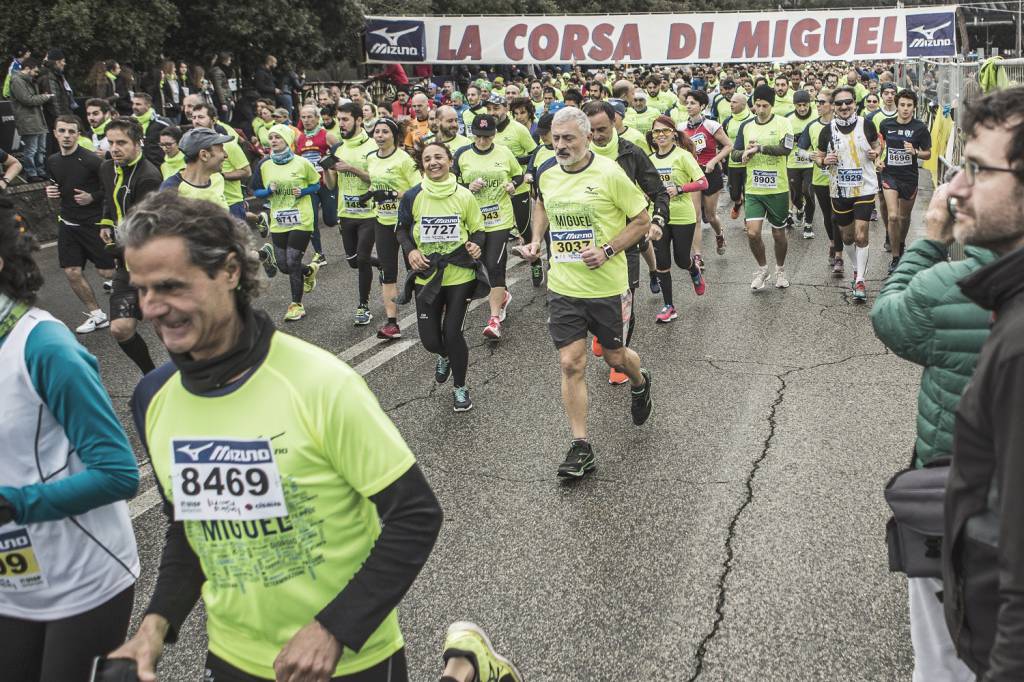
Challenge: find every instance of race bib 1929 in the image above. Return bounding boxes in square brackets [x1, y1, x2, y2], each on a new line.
[171, 438, 288, 521]
[420, 215, 461, 244]
[0, 527, 47, 592]
[837, 167, 864, 188]
[752, 170, 778, 190]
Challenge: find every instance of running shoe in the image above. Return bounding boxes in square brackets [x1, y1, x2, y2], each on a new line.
[453, 386, 473, 412]
[655, 304, 677, 323]
[751, 266, 770, 291]
[75, 310, 109, 334]
[852, 280, 868, 302]
[557, 440, 596, 478]
[691, 267, 706, 296]
[730, 202, 742, 220]
[498, 290, 512, 322]
[256, 210, 271, 238]
[354, 305, 373, 326]
[887, 256, 900, 277]
[591, 336, 603, 357]
[785, 213, 795, 230]
[312, 252, 328, 267]
[509, 244, 533, 261]
[531, 261, 544, 287]
[802, 226, 815, 239]
[284, 303, 305, 322]
[442, 621, 523, 682]
[851, 271, 858, 290]
[871, 207, 879, 222]
[795, 210, 805, 229]
[102, 280, 113, 293]
[302, 261, 320, 294]
[774, 268, 790, 289]
[693, 253, 705, 272]
[631, 368, 653, 426]
[377, 321, 401, 340]
[435, 355, 451, 384]
[649, 272, 661, 294]
[483, 316, 501, 339]
[715, 233, 726, 255]
[883, 234, 891, 252]
[832, 257, 844, 277]
[609, 368, 629, 385]
[259, 243, 277, 278]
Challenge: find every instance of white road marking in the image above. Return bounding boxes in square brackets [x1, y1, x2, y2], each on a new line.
[129, 486, 162, 519]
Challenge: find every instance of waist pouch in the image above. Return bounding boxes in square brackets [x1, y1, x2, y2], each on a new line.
[884, 456, 950, 578]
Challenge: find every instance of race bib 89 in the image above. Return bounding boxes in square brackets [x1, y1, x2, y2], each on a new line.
[0, 527, 47, 592]
[171, 438, 288, 521]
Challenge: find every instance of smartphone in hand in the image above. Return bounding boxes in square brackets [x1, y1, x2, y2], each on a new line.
[89, 657, 139, 682]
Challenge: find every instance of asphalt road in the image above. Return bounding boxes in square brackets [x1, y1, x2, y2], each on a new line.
[32, 184, 926, 681]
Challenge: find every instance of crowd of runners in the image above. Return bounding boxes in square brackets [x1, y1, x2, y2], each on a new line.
[9, 50, 1023, 682]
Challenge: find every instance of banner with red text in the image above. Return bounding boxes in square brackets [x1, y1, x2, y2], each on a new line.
[364, 7, 958, 64]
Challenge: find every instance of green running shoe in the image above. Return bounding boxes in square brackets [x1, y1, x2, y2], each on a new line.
[443, 621, 523, 682]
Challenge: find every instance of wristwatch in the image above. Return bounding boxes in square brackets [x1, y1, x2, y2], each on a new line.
[601, 243, 615, 259]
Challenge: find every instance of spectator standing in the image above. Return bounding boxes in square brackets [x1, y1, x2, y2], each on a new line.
[36, 49, 75, 123]
[943, 86, 1024, 680]
[9, 58, 54, 182]
[155, 60, 184, 123]
[870, 184, 993, 682]
[208, 52, 234, 121]
[2, 46, 30, 98]
[254, 55, 283, 110]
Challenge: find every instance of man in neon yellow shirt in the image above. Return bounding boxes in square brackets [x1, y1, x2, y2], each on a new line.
[522, 107, 654, 480]
[108, 190, 443, 682]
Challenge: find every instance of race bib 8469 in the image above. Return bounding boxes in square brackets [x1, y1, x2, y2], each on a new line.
[171, 438, 288, 521]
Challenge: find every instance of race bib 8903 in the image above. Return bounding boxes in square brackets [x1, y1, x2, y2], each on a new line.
[752, 170, 778, 190]
[171, 438, 288, 521]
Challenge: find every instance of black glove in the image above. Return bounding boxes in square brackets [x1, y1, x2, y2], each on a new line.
[371, 189, 399, 203]
[357, 191, 374, 206]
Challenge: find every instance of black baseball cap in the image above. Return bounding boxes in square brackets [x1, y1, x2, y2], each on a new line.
[793, 90, 811, 104]
[721, 78, 737, 89]
[536, 112, 555, 134]
[472, 114, 497, 136]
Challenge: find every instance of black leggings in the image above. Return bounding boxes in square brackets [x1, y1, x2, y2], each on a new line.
[812, 185, 842, 253]
[272, 230, 313, 303]
[482, 229, 510, 288]
[415, 280, 474, 387]
[653, 224, 698, 308]
[511, 193, 531, 242]
[727, 166, 746, 204]
[0, 584, 135, 682]
[340, 217, 379, 305]
[787, 168, 815, 223]
[204, 648, 408, 681]
[375, 221, 405, 285]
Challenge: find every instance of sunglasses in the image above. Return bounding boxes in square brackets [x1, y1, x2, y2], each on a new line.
[651, 129, 675, 136]
[816, 99, 829, 104]
[833, 99, 855, 106]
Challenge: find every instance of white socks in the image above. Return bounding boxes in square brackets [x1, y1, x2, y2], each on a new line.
[855, 246, 869, 283]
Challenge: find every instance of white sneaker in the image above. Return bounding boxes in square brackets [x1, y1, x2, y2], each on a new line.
[775, 268, 790, 288]
[75, 311, 109, 334]
[751, 267, 770, 291]
[102, 280, 113, 293]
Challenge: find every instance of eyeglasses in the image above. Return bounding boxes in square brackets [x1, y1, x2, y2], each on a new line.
[833, 99, 855, 106]
[158, 142, 176, 149]
[816, 99, 829, 104]
[960, 158, 1020, 186]
[651, 129, 675, 137]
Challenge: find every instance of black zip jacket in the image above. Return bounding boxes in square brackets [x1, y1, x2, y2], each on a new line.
[614, 138, 670, 229]
[944, 244, 1024, 680]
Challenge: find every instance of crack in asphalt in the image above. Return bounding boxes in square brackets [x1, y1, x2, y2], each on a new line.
[688, 350, 889, 680]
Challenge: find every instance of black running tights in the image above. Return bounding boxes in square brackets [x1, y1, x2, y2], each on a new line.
[272, 230, 312, 303]
[415, 280, 475, 387]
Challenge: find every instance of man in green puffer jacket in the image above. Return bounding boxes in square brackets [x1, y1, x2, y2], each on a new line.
[871, 183, 993, 682]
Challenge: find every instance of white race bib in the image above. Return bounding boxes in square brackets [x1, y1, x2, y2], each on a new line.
[171, 438, 288, 521]
[343, 194, 371, 215]
[481, 203, 501, 228]
[690, 132, 707, 153]
[0, 526, 48, 592]
[752, 170, 778, 190]
[550, 228, 594, 263]
[274, 208, 301, 228]
[887, 148, 913, 167]
[301, 151, 323, 172]
[420, 215, 461, 243]
[837, 167, 864, 188]
[377, 200, 398, 220]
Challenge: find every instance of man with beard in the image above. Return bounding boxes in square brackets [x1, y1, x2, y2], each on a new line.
[421, 106, 471, 153]
[460, 84, 486, 135]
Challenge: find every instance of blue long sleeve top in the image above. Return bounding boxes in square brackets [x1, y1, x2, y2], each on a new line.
[0, 320, 139, 523]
